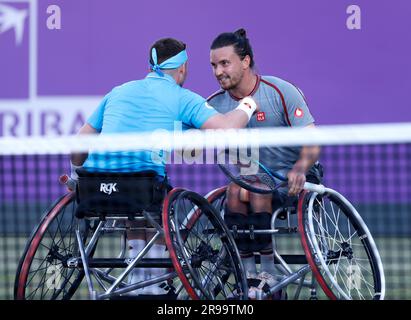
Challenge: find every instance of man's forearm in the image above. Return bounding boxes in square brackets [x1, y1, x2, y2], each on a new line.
[71, 152, 89, 166]
[201, 97, 257, 129]
[201, 109, 249, 129]
[223, 109, 250, 128]
[70, 123, 99, 166]
[293, 146, 321, 174]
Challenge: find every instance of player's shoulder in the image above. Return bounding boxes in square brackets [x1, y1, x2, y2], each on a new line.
[111, 80, 141, 94]
[260, 75, 295, 91]
[206, 89, 226, 103]
[260, 75, 305, 98]
[178, 86, 206, 102]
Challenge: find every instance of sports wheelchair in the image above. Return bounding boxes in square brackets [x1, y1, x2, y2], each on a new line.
[14, 169, 248, 300]
[205, 181, 386, 300]
[14, 168, 385, 300]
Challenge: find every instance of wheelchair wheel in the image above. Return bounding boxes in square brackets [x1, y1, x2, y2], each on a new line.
[298, 189, 385, 300]
[205, 186, 227, 217]
[163, 188, 248, 300]
[14, 193, 92, 300]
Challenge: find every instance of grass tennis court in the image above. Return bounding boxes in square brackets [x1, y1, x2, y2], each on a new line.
[2, 235, 410, 299]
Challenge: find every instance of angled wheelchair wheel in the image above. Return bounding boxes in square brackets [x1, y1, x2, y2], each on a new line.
[298, 189, 385, 300]
[14, 193, 92, 300]
[205, 186, 227, 217]
[163, 188, 248, 300]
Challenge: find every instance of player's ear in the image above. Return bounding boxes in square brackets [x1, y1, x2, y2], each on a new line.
[181, 62, 187, 73]
[180, 62, 188, 78]
[176, 63, 187, 85]
[242, 55, 251, 70]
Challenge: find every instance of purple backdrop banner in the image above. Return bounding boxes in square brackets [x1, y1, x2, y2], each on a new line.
[1, 0, 411, 135]
[0, 0, 410, 203]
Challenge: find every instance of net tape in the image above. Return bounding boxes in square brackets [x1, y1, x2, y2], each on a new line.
[0, 122, 410, 155]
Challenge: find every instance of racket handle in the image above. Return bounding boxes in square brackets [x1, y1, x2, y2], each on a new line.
[59, 174, 77, 191]
[303, 182, 326, 195]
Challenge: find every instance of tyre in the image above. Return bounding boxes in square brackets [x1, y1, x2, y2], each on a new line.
[14, 193, 92, 300]
[205, 186, 227, 217]
[163, 188, 248, 300]
[298, 189, 385, 300]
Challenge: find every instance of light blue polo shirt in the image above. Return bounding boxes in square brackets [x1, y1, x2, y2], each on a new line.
[83, 72, 218, 176]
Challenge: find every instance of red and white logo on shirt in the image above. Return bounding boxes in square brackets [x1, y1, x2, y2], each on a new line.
[256, 112, 266, 122]
[295, 108, 304, 118]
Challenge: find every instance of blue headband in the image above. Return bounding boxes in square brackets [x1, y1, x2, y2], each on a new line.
[150, 48, 188, 76]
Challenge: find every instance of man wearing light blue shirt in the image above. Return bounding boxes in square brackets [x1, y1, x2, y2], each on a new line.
[71, 37, 258, 296]
[74, 38, 256, 176]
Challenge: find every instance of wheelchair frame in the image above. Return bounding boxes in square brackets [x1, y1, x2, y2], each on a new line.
[205, 183, 386, 300]
[72, 212, 176, 300]
[14, 187, 247, 300]
[14, 179, 385, 300]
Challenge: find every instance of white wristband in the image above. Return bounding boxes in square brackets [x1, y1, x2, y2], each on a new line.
[236, 97, 257, 121]
[70, 162, 82, 181]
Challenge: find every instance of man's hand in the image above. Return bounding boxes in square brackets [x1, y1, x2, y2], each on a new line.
[287, 136, 321, 196]
[287, 164, 306, 196]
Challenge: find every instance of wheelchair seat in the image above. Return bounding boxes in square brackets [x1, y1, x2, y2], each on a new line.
[75, 168, 168, 219]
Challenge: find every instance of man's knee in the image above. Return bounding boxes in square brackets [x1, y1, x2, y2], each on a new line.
[226, 183, 248, 212]
[227, 183, 241, 199]
[249, 193, 272, 213]
[227, 183, 250, 202]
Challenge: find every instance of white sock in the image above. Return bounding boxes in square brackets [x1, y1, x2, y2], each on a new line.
[127, 239, 147, 293]
[260, 253, 277, 275]
[143, 244, 168, 294]
[128, 239, 146, 259]
[241, 254, 257, 277]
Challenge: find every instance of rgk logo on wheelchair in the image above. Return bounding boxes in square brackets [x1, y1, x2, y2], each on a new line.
[100, 183, 118, 195]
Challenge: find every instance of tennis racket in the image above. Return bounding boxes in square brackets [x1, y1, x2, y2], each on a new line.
[217, 149, 324, 194]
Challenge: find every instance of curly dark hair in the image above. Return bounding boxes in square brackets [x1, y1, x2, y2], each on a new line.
[210, 28, 255, 68]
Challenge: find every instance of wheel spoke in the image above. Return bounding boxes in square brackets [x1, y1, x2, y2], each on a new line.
[16, 195, 87, 300]
[167, 190, 245, 300]
[302, 191, 383, 300]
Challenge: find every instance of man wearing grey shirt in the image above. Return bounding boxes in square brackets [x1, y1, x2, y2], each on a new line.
[208, 28, 322, 299]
